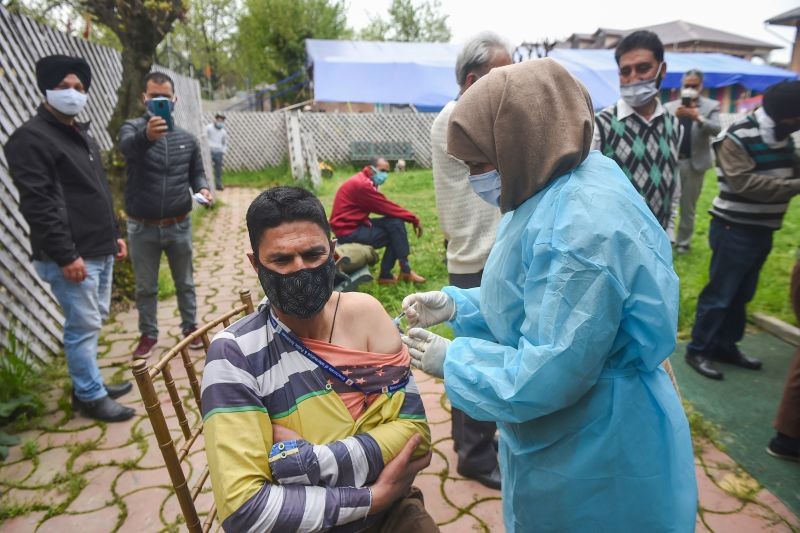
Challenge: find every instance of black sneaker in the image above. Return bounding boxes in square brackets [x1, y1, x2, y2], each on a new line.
[766, 433, 799, 462]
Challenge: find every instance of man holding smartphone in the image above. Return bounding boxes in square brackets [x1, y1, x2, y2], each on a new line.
[119, 71, 213, 358]
[665, 69, 721, 254]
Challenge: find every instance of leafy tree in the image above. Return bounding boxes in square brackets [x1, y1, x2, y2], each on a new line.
[158, 0, 239, 99]
[236, 0, 350, 99]
[360, 0, 451, 43]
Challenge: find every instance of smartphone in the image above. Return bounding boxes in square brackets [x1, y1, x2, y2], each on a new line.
[681, 96, 692, 107]
[147, 98, 174, 131]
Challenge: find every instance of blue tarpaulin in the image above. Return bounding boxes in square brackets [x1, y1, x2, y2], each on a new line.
[306, 39, 797, 110]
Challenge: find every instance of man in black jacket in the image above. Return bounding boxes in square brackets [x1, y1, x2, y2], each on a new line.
[119, 71, 212, 358]
[4, 55, 135, 422]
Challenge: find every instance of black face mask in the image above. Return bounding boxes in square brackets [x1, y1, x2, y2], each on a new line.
[257, 252, 336, 319]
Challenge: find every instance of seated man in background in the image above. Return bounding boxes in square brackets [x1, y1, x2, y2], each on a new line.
[201, 186, 435, 532]
[330, 157, 427, 284]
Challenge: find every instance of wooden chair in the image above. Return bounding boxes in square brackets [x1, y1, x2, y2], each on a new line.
[131, 289, 255, 533]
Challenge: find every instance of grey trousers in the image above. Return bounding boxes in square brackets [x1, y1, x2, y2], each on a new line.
[449, 270, 499, 474]
[128, 217, 197, 338]
[676, 159, 708, 248]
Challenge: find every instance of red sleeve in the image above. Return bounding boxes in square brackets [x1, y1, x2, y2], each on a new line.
[358, 184, 419, 225]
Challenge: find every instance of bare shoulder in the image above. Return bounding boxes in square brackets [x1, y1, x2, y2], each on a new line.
[338, 292, 402, 354]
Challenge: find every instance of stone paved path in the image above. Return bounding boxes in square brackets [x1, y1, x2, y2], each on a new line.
[1, 187, 798, 532]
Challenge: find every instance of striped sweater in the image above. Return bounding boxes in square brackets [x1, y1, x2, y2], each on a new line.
[201, 303, 430, 532]
[710, 108, 799, 229]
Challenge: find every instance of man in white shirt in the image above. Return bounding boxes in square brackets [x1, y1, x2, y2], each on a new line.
[206, 113, 228, 190]
[592, 31, 682, 240]
[429, 32, 511, 490]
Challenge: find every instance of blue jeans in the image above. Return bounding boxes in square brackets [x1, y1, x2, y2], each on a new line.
[688, 218, 774, 354]
[337, 217, 411, 277]
[211, 151, 224, 188]
[127, 217, 196, 338]
[34, 256, 113, 401]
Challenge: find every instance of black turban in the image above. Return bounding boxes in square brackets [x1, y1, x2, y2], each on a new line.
[763, 80, 800, 121]
[35, 55, 92, 95]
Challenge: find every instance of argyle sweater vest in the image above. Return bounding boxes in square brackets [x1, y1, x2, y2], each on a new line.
[595, 106, 680, 229]
[710, 114, 797, 229]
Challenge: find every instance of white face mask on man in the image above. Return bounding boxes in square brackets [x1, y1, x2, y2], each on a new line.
[46, 88, 88, 116]
[620, 63, 663, 108]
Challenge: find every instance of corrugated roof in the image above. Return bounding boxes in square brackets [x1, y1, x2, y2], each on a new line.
[633, 20, 780, 50]
[766, 7, 800, 26]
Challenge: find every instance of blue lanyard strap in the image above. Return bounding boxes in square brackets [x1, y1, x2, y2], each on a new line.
[268, 311, 409, 396]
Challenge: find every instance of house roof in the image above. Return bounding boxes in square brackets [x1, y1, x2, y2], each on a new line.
[631, 20, 780, 50]
[766, 7, 800, 26]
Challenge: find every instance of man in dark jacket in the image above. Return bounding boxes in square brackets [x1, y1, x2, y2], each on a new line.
[120, 71, 212, 358]
[4, 55, 134, 422]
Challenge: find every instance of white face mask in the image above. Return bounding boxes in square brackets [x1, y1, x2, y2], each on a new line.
[46, 88, 88, 116]
[468, 169, 502, 207]
[681, 87, 699, 100]
[620, 63, 663, 108]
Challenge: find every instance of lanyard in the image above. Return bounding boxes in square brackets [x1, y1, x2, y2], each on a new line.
[268, 311, 409, 403]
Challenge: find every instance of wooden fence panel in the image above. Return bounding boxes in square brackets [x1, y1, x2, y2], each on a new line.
[0, 6, 209, 362]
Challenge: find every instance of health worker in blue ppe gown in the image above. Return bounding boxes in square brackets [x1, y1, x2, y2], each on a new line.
[400, 58, 697, 532]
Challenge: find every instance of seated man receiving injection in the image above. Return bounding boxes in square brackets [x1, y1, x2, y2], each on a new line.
[201, 186, 434, 532]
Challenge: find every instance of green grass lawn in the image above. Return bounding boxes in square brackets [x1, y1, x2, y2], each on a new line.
[223, 165, 800, 337]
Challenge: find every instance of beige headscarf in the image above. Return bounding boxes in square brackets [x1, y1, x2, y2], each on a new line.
[447, 58, 594, 213]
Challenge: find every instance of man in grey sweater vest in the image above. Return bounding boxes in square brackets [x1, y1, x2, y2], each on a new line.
[686, 81, 800, 380]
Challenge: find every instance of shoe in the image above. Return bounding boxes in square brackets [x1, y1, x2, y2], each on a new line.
[457, 463, 502, 490]
[183, 327, 204, 350]
[766, 433, 799, 462]
[73, 395, 135, 422]
[133, 335, 157, 359]
[398, 271, 426, 283]
[105, 381, 133, 399]
[675, 244, 690, 254]
[216, 184, 224, 190]
[377, 275, 398, 285]
[713, 348, 762, 370]
[685, 352, 724, 380]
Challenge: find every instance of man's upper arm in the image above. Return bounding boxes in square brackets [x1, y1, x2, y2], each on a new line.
[5, 130, 78, 265]
[716, 137, 800, 202]
[703, 101, 721, 136]
[118, 120, 149, 159]
[189, 141, 208, 192]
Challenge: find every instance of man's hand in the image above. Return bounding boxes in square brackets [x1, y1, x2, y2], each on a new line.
[115, 239, 127, 261]
[675, 106, 700, 121]
[413, 222, 423, 238]
[198, 188, 214, 205]
[402, 328, 450, 379]
[146, 116, 169, 142]
[272, 423, 303, 443]
[62, 257, 87, 283]
[368, 434, 431, 515]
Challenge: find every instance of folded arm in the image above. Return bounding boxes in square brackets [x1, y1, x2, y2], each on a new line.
[716, 137, 800, 203]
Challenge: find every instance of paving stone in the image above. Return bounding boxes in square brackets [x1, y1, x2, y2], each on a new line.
[115, 467, 170, 495]
[95, 416, 141, 450]
[703, 502, 790, 532]
[37, 504, 120, 533]
[2, 429, 43, 463]
[1, 486, 65, 509]
[696, 464, 745, 513]
[65, 466, 121, 512]
[0, 510, 46, 532]
[442, 477, 501, 509]
[438, 512, 484, 532]
[0, 458, 36, 485]
[468, 498, 504, 532]
[71, 443, 143, 472]
[414, 473, 458, 524]
[39, 425, 103, 449]
[117, 487, 172, 533]
[25, 447, 71, 485]
[753, 488, 800, 528]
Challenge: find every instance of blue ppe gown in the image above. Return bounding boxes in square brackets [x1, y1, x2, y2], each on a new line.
[442, 152, 697, 532]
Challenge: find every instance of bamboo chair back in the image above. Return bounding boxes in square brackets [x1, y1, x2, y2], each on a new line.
[131, 289, 255, 533]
